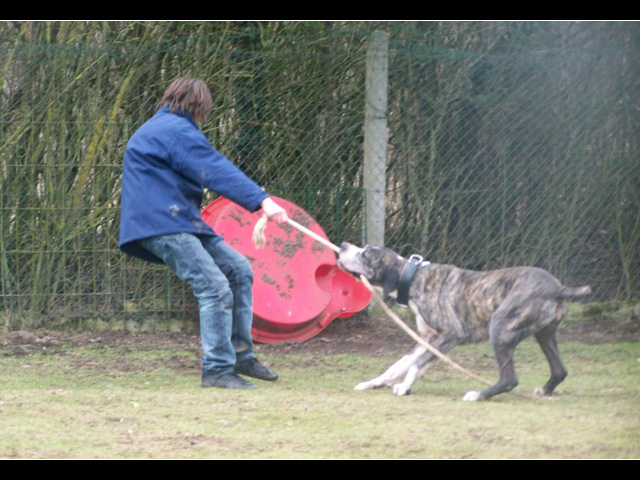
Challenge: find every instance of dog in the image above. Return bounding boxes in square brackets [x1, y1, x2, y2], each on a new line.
[337, 242, 591, 401]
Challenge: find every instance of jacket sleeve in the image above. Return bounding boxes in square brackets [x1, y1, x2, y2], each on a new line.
[170, 124, 269, 212]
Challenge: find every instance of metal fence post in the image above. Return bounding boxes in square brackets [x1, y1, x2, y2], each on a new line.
[363, 30, 389, 247]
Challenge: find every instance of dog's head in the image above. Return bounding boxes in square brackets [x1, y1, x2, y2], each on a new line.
[338, 242, 406, 297]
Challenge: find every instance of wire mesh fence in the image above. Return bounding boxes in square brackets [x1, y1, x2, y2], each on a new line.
[1, 21, 638, 330]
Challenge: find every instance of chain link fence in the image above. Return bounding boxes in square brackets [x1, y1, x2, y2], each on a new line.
[1, 21, 638, 330]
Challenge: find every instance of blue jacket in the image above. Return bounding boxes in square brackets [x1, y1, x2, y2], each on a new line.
[119, 107, 269, 263]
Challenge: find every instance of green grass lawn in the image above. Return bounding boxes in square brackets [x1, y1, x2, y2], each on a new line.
[0, 331, 638, 459]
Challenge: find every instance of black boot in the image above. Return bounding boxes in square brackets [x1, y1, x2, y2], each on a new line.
[234, 358, 278, 381]
[202, 372, 256, 389]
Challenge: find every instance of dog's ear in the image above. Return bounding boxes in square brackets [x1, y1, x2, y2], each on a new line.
[381, 267, 400, 298]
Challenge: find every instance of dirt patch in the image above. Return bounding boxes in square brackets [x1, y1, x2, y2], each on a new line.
[0, 311, 408, 360]
[1, 305, 638, 359]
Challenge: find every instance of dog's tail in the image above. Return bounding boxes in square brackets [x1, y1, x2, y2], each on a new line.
[557, 285, 592, 299]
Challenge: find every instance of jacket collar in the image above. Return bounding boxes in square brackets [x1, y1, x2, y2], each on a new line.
[157, 106, 198, 128]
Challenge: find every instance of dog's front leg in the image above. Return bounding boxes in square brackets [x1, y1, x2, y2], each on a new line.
[392, 335, 458, 396]
[354, 345, 427, 392]
[392, 362, 431, 396]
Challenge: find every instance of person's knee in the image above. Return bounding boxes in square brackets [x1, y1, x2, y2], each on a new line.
[198, 282, 234, 311]
[234, 256, 254, 285]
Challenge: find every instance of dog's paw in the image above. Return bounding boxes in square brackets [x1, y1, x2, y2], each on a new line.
[354, 381, 376, 391]
[532, 387, 545, 398]
[462, 390, 483, 402]
[392, 383, 411, 396]
[532, 387, 558, 399]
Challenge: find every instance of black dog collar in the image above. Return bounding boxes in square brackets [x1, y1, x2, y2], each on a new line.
[397, 254, 424, 307]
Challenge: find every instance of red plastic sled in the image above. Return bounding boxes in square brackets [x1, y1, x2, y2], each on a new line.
[201, 196, 371, 343]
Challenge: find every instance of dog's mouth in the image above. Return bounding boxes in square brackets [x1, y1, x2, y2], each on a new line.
[337, 257, 370, 279]
[337, 261, 362, 279]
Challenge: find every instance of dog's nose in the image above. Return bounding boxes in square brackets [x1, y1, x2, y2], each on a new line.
[340, 242, 349, 251]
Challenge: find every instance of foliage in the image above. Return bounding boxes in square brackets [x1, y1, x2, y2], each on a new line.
[1, 21, 638, 327]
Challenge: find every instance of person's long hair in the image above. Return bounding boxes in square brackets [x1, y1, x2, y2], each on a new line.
[157, 77, 212, 123]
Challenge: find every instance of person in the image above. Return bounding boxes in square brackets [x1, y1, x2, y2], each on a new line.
[119, 77, 288, 389]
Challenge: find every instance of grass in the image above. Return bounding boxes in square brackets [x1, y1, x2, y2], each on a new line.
[0, 329, 638, 459]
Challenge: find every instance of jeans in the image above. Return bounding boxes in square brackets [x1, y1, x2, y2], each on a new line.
[139, 233, 255, 377]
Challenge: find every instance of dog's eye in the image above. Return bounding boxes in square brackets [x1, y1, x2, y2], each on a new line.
[363, 247, 380, 258]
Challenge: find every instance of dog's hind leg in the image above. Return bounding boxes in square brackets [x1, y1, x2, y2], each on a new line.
[464, 307, 525, 401]
[533, 323, 567, 397]
[463, 340, 519, 401]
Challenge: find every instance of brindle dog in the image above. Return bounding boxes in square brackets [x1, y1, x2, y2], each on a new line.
[337, 242, 591, 401]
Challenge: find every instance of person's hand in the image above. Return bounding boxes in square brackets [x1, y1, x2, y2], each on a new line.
[260, 197, 289, 225]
